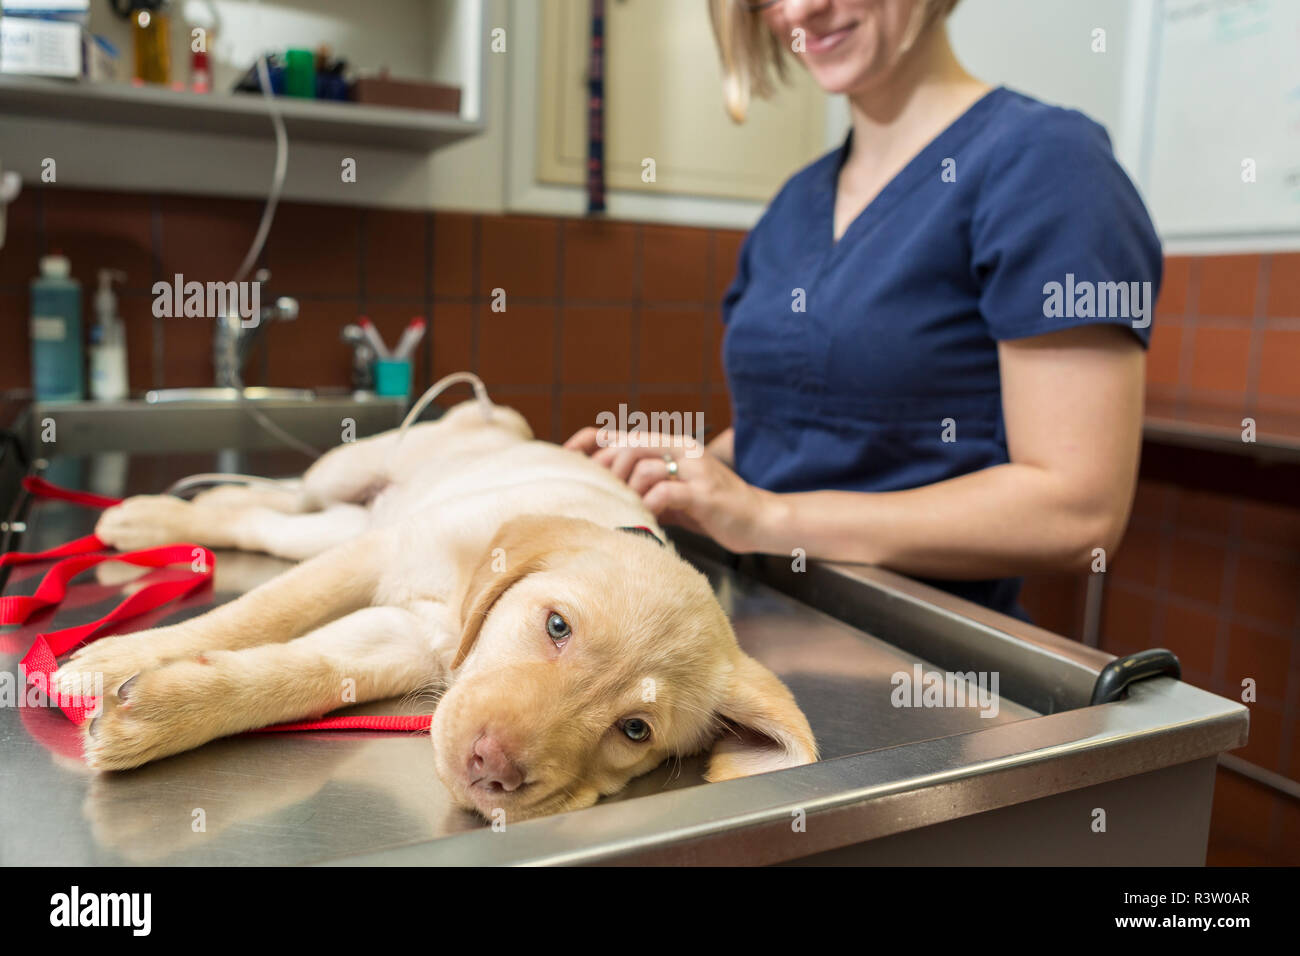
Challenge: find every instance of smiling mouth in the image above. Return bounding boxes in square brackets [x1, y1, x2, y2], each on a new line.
[804, 23, 856, 54]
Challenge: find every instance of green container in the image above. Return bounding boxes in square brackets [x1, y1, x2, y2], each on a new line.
[30, 254, 84, 401]
[285, 48, 315, 98]
[374, 359, 412, 399]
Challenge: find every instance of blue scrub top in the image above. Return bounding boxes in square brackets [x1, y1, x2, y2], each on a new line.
[721, 86, 1162, 620]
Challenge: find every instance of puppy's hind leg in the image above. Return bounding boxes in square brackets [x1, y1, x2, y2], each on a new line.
[95, 495, 368, 560]
[226, 503, 371, 561]
[301, 432, 400, 509]
[190, 479, 307, 514]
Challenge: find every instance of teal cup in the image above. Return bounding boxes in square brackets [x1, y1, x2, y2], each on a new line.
[374, 359, 412, 398]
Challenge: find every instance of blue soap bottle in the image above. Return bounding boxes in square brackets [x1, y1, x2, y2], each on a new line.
[30, 253, 84, 401]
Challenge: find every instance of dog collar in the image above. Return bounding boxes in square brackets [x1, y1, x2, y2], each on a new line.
[616, 525, 665, 547]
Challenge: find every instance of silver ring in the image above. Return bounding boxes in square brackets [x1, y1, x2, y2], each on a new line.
[663, 453, 680, 480]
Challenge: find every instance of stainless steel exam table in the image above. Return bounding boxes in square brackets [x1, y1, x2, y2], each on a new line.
[0, 450, 1247, 866]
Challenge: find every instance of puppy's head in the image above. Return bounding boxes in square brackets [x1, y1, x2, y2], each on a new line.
[431, 514, 817, 822]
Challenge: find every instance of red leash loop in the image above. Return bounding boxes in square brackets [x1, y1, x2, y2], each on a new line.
[4, 544, 216, 724]
[21, 475, 123, 509]
[5, 477, 431, 737]
[0, 533, 111, 568]
[252, 714, 434, 734]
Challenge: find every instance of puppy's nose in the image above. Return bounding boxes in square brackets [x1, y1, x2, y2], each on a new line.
[468, 733, 526, 792]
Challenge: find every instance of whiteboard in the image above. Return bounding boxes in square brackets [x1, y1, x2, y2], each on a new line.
[1141, 0, 1300, 242]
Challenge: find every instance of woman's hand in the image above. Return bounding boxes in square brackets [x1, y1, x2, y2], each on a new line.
[563, 427, 776, 554]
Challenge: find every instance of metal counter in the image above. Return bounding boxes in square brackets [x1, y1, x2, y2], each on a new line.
[0, 452, 1248, 866]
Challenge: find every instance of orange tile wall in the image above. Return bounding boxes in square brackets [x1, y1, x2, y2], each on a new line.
[1021, 253, 1300, 865]
[0, 188, 736, 445]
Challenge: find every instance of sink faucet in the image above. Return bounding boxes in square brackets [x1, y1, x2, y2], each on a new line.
[214, 269, 299, 388]
[146, 270, 313, 404]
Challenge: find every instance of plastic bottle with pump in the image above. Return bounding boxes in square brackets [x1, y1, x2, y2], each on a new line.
[29, 252, 84, 402]
[89, 269, 129, 401]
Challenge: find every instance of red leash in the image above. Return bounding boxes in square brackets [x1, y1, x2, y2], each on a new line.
[20, 475, 124, 510]
[9, 544, 216, 724]
[3, 477, 431, 737]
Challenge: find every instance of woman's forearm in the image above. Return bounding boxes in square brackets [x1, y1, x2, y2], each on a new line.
[754, 461, 1127, 579]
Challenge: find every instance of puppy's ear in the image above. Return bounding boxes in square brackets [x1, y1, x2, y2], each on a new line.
[706, 653, 818, 781]
[451, 514, 587, 670]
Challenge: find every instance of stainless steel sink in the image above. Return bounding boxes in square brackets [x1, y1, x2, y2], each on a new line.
[145, 387, 316, 403]
[26, 395, 407, 457]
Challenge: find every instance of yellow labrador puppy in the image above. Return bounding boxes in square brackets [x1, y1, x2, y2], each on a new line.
[53, 397, 817, 821]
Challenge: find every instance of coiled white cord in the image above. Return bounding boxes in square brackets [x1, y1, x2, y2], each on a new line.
[233, 42, 287, 286]
[162, 4, 496, 495]
[386, 372, 493, 475]
[396, 371, 493, 438]
[165, 372, 494, 497]
[231, 1, 323, 459]
[164, 472, 298, 498]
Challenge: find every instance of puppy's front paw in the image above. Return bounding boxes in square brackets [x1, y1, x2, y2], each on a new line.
[83, 655, 233, 770]
[53, 630, 190, 705]
[95, 495, 201, 550]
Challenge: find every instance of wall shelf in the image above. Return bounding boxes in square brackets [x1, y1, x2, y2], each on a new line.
[0, 74, 481, 150]
[1144, 402, 1300, 465]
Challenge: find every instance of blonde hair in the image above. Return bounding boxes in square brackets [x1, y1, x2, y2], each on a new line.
[708, 0, 963, 122]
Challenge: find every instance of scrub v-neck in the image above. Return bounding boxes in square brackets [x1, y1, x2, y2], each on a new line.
[822, 85, 1006, 255]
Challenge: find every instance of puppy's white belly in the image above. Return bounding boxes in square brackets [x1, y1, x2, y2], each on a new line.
[371, 440, 651, 529]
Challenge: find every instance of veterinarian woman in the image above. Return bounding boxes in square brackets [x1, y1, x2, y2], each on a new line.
[567, 0, 1162, 621]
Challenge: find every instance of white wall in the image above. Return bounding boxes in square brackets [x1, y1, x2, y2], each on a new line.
[825, 0, 1141, 168]
[948, 0, 1138, 167]
[578, 0, 1149, 229]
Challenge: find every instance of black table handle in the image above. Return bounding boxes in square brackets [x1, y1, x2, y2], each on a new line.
[1090, 648, 1183, 705]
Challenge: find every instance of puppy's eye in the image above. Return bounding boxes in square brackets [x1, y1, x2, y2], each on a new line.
[621, 718, 651, 743]
[545, 611, 571, 644]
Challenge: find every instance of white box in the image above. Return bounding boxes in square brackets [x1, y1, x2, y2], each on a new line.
[1, 2, 90, 15]
[84, 33, 118, 82]
[0, 17, 83, 77]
